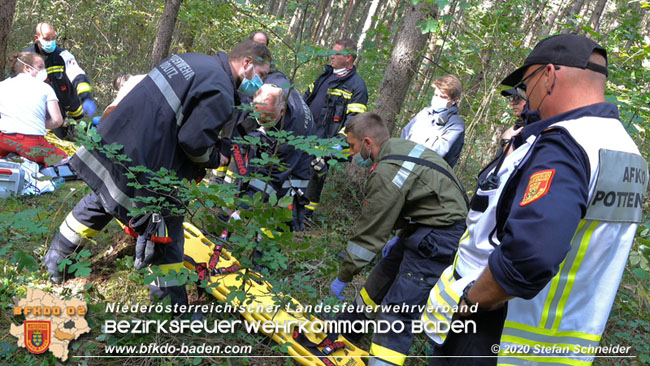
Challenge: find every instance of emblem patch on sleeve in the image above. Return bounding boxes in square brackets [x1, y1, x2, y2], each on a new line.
[520, 169, 555, 206]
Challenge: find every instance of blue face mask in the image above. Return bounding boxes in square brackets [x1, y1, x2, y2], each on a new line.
[353, 141, 373, 168]
[39, 39, 56, 53]
[239, 74, 263, 96]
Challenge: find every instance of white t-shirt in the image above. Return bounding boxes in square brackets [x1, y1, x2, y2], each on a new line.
[0, 73, 58, 136]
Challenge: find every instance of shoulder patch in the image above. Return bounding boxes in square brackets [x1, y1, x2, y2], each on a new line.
[520, 169, 555, 206]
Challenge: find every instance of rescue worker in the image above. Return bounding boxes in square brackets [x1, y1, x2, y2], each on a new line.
[401, 75, 465, 167]
[329, 112, 468, 366]
[227, 79, 314, 200]
[44, 40, 272, 307]
[422, 34, 648, 366]
[24, 23, 96, 138]
[301, 39, 368, 221]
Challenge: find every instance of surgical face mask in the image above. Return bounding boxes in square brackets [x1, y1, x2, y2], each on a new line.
[430, 95, 449, 113]
[36, 69, 47, 82]
[39, 39, 56, 53]
[239, 74, 263, 96]
[16, 58, 47, 81]
[353, 141, 373, 168]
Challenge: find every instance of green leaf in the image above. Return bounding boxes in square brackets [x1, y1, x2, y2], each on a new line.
[14, 250, 38, 272]
[278, 196, 293, 208]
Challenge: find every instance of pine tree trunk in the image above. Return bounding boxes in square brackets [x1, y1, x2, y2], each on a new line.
[0, 0, 17, 80]
[339, 0, 356, 39]
[318, 4, 337, 46]
[356, 0, 381, 51]
[311, 0, 332, 41]
[276, 0, 288, 18]
[374, 2, 435, 133]
[151, 0, 183, 69]
[588, 0, 609, 31]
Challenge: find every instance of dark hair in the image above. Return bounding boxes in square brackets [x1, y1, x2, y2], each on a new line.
[345, 112, 390, 144]
[335, 39, 357, 60]
[8, 52, 43, 75]
[112, 72, 132, 91]
[229, 40, 272, 64]
[249, 31, 269, 46]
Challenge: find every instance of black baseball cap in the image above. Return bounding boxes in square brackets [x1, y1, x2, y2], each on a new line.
[501, 34, 608, 86]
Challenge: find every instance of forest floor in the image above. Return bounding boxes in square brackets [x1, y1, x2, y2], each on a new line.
[0, 166, 648, 365]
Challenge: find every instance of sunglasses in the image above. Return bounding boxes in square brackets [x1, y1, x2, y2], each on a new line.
[513, 64, 561, 92]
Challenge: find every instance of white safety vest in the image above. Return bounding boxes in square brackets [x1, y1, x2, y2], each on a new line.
[422, 115, 647, 366]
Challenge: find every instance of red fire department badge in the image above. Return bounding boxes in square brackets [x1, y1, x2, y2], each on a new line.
[520, 169, 555, 206]
[24, 321, 51, 354]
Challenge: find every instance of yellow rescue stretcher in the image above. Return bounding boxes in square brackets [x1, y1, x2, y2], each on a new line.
[182, 222, 368, 366]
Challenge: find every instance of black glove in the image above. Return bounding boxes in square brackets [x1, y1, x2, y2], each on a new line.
[134, 235, 156, 270]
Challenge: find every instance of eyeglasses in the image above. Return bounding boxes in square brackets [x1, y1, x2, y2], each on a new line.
[513, 65, 546, 92]
[509, 95, 525, 104]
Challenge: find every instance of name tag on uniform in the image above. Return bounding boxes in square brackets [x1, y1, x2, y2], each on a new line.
[585, 149, 648, 223]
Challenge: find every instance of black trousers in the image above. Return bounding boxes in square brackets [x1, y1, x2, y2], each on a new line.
[44, 192, 188, 306]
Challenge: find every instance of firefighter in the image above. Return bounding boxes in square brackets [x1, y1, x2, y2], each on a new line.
[23, 23, 96, 138]
[300, 39, 368, 223]
[330, 112, 468, 366]
[44, 40, 272, 307]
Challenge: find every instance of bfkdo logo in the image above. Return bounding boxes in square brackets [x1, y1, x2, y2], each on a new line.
[10, 288, 90, 361]
[24, 321, 51, 354]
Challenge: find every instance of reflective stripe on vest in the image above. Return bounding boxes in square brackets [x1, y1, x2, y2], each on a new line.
[148, 68, 185, 126]
[391, 144, 426, 189]
[347, 103, 367, 114]
[327, 88, 352, 99]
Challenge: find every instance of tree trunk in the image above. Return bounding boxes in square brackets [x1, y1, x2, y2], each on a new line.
[318, 4, 338, 45]
[353, 1, 374, 41]
[276, 0, 288, 18]
[588, 0, 609, 31]
[373, 2, 435, 133]
[151, 0, 183, 69]
[0, 0, 17, 80]
[386, 0, 403, 33]
[356, 0, 381, 51]
[339, 0, 356, 39]
[311, 0, 332, 41]
[554, 0, 584, 33]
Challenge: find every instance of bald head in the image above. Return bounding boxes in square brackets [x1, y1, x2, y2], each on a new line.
[35, 23, 55, 39]
[252, 84, 287, 127]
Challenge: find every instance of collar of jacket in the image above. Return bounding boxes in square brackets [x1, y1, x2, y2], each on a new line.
[514, 102, 619, 148]
[427, 105, 459, 126]
[216, 51, 240, 105]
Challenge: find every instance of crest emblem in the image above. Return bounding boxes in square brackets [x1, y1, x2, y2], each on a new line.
[25, 321, 51, 354]
[520, 169, 555, 206]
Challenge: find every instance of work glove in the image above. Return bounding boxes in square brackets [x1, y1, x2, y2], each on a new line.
[134, 235, 155, 270]
[82, 99, 97, 116]
[382, 236, 400, 258]
[91, 116, 101, 126]
[330, 277, 348, 300]
[311, 157, 328, 175]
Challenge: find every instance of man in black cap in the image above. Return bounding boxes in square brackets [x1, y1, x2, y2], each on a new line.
[421, 34, 647, 365]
